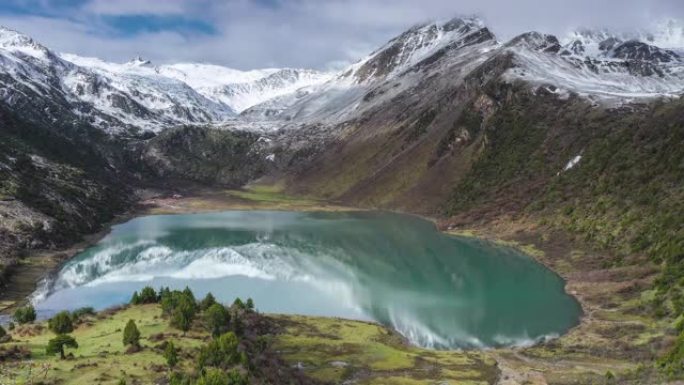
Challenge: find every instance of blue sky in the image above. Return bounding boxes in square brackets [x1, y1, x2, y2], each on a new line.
[0, 0, 681, 70]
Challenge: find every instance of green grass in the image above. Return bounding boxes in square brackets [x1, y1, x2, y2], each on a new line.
[271, 315, 498, 385]
[228, 184, 319, 205]
[2, 305, 206, 384]
[1, 306, 500, 385]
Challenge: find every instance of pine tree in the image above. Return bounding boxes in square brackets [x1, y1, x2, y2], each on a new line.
[200, 292, 217, 310]
[139, 286, 158, 303]
[164, 341, 178, 368]
[48, 311, 74, 335]
[171, 295, 196, 332]
[123, 319, 141, 348]
[182, 286, 196, 305]
[13, 305, 36, 324]
[46, 334, 78, 359]
[205, 303, 230, 337]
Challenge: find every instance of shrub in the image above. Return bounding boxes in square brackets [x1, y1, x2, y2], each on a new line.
[659, 329, 684, 375]
[0, 325, 6, 338]
[48, 311, 74, 335]
[197, 332, 243, 370]
[205, 303, 230, 337]
[130, 291, 140, 305]
[8, 322, 14, 331]
[13, 305, 36, 324]
[71, 307, 95, 321]
[196, 369, 247, 385]
[46, 334, 78, 359]
[123, 320, 141, 348]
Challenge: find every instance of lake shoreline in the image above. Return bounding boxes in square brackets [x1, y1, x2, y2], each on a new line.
[0, 186, 658, 382]
[0, 186, 355, 312]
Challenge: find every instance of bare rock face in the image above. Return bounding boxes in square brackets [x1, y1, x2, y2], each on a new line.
[506, 32, 561, 53]
[611, 40, 679, 62]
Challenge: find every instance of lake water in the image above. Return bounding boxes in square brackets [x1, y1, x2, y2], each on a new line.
[33, 211, 581, 349]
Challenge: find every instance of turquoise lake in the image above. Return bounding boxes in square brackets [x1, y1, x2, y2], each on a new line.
[33, 211, 582, 349]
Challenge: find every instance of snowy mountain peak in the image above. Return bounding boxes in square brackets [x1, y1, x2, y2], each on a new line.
[347, 16, 496, 84]
[561, 29, 621, 56]
[0, 26, 52, 59]
[0, 26, 37, 48]
[127, 56, 152, 67]
[505, 23, 684, 102]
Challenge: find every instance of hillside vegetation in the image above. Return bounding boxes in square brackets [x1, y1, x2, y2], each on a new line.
[0, 289, 497, 385]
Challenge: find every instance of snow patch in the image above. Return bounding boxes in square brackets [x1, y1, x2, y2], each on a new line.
[564, 155, 582, 171]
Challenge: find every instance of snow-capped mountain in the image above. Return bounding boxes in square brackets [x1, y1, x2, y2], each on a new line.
[62, 56, 333, 114]
[158, 64, 332, 113]
[0, 26, 331, 134]
[1, 18, 683, 136]
[244, 17, 684, 122]
[243, 17, 498, 122]
[504, 27, 684, 101]
[343, 16, 494, 84]
[0, 26, 239, 134]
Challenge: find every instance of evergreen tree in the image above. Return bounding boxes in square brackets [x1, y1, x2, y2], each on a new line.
[163, 341, 178, 369]
[123, 319, 141, 348]
[48, 311, 74, 335]
[205, 303, 230, 337]
[200, 292, 217, 310]
[13, 305, 36, 324]
[232, 298, 245, 310]
[245, 298, 254, 311]
[171, 307, 192, 332]
[182, 286, 196, 305]
[171, 294, 196, 332]
[139, 286, 158, 304]
[197, 332, 242, 370]
[130, 291, 140, 305]
[46, 334, 78, 359]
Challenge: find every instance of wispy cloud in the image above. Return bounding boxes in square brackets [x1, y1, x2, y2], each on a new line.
[0, 0, 682, 70]
[84, 0, 187, 16]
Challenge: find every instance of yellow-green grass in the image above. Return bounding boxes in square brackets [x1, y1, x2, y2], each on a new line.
[228, 184, 322, 206]
[271, 315, 498, 385]
[144, 184, 355, 216]
[1, 304, 206, 385]
[1, 305, 499, 385]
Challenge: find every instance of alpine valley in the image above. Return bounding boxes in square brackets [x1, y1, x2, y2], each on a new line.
[0, 15, 683, 385]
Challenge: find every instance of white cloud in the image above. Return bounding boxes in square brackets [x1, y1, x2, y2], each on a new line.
[84, 0, 187, 15]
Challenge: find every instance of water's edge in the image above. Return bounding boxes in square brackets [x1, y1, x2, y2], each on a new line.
[2, 192, 586, 353]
